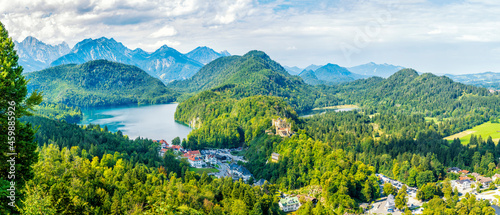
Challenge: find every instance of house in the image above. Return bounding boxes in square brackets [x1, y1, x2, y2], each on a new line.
[160, 139, 167, 144]
[492, 174, 500, 181]
[471, 172, 480, 178]
[205, 154, 217, 165]
[184, 150, 201, 158]
[454, 179, 472, 190]
[161, 142, 168, 149]
[477, 176, 492, 187]
[385, 194, 395, 210]
[459, 176, 472, 181]
[170, 145, 181, 151]
[159, 148, 168, 157]
[448, 167, 461, 173]
[271, 153, 280, 162]
[228, 163, 253, 182]
[253, 179, 267, 186]
[459, 170, 470, 174]
[279, 196, 301, 212]
[272, 118, 293, 137]
[188, 156, 205, 168]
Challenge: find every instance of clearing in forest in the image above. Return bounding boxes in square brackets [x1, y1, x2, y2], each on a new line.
[444, 121, 500, 145]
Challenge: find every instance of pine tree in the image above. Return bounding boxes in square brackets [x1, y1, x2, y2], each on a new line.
[0, 21, 42, 213]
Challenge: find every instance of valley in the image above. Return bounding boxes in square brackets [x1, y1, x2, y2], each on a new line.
[4, 26, 500, 215]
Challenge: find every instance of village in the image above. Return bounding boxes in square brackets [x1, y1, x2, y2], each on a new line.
[366, 168, 500, 214]
[152, 117, 311, 212]
[154, 118, 500, 214]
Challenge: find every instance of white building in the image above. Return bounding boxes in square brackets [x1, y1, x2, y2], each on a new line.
[188, 156, 205, 168]
[205, 154, 217, 165]
[385, 194, 395, 210]
[453, 179, 472, 190]
[279, 196, 301, 212]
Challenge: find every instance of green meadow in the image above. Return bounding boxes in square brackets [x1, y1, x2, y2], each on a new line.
[444, 121, 500, 145]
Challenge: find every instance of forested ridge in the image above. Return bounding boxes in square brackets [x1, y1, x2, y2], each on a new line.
[25, 60, 178, 107]
[175, 87, 299, 149]
[169, 50, 331, 113]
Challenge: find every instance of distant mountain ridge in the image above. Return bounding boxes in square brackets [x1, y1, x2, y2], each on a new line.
[283, 65, 303, 75]
[14, 36, 70, 72]
[299, 63, 365, 85]
[16, 36, 232, 83]
[445, 72, 500, 90]
[348, 62, 405, 78]
[50, 37, 204, 83]
[186, 46, 230, 65]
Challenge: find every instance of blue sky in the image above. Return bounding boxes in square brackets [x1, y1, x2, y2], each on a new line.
[1, 0, 499, 74]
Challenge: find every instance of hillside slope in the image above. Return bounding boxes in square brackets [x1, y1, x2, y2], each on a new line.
[26, 60, 178, 107]
[335, 68, 495, 118]
[169, 50, 319, 112]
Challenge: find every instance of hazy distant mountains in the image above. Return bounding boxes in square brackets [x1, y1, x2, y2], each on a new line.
[286, 62, 404, 79]
[14, 36, 70, 72]
[15, 36, 229, 83]
[348, 62, 405, 78]
[445, 72, 500, 90]
[298, 63, 366, 85]
[186, 46, 230, 65]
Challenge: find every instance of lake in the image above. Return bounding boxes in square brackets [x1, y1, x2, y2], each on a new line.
[80, 103, 192, 142]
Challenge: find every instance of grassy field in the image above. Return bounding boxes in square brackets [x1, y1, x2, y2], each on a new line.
[189, 167, 219, 174]
[425, 117, 439, 123]
[444, 121, 500, 145]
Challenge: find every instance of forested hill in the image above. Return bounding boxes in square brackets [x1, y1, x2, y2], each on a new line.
[334, 68, 495, 117]
[175, 88, 299, 149]
[25, 60, 178, 107]
[169, 50, 319, 112]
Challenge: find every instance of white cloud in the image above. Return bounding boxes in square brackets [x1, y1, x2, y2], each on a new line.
[150, 26, 178, 38]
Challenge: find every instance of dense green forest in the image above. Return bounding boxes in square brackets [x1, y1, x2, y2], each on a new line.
[16, 116, 286, 214]
[32, 102, 82, 123]
[169, 51, 329, 112]
[331, 69, 499, 123]
[25, 60, 178, 107]
[175, 87, 298, 149]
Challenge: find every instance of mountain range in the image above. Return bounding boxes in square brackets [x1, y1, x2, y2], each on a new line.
[348, 62, 405, 78]
[445, 72, 500, 90]
[14, 36, 70, 72]
[16, 36, 500, 91]
[15, 36, 229, 83]
[298, 63, 365, 85]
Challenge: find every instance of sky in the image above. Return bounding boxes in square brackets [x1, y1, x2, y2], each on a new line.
[1, 0, 500, 74]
